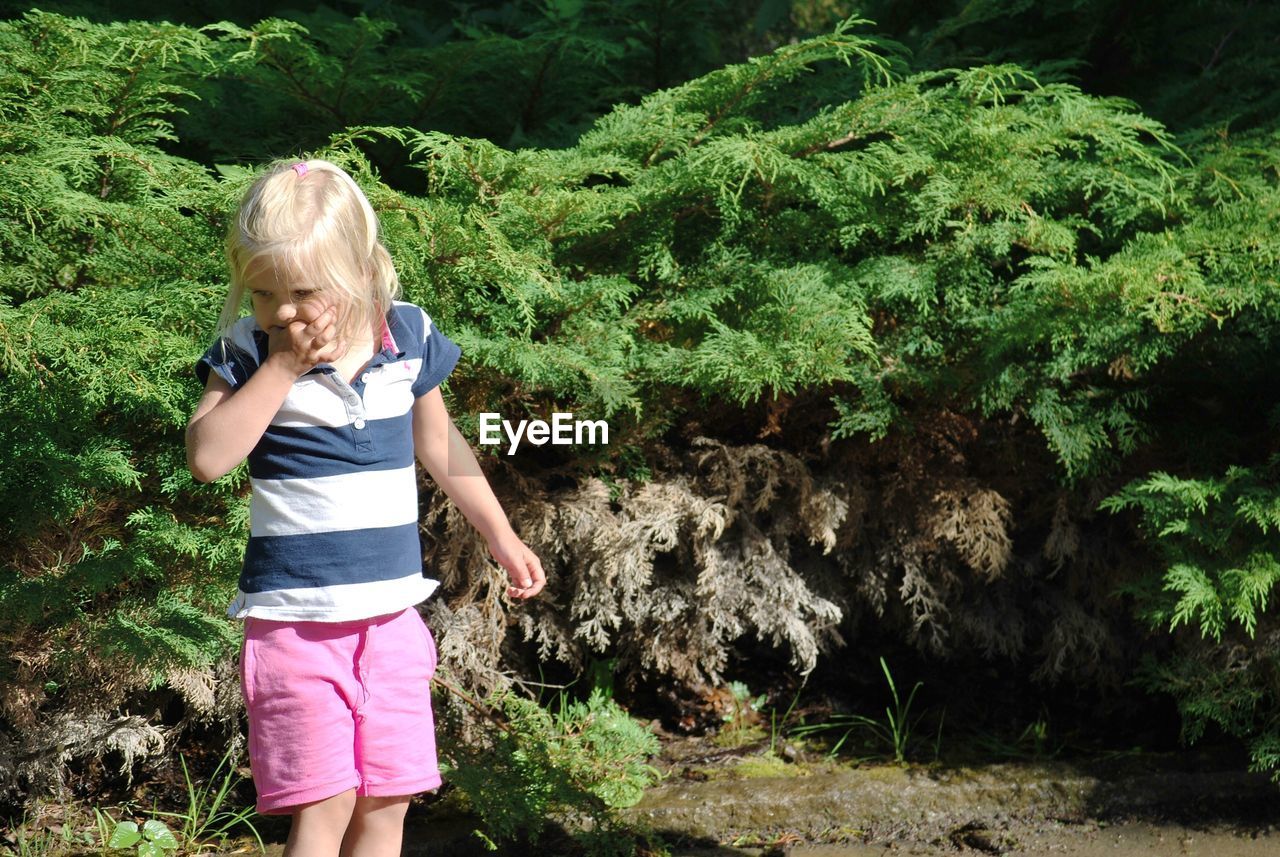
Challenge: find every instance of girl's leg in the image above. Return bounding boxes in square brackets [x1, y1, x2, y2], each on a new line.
[283, 788, 358, 857]
[338, 795, 412, 857]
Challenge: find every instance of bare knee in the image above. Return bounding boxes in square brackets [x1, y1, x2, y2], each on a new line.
[351, 794, 411, 823]
[284, 788, 358, 857]
[296, 787, 359, 822]
[339, 796, 411, 857]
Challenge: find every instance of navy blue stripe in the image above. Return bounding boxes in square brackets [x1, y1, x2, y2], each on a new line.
[391, 303, 425, 345]
[412, 325, 462, 396]
[248, 414, 415, 479]
[239, 522, 423, 592]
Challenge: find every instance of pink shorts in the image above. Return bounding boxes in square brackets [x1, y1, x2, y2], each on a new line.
[240, 608, 441, 814]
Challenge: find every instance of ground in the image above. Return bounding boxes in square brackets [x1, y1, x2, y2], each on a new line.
[620, 734, 1280, 856]
[13, 731, 1278, 856]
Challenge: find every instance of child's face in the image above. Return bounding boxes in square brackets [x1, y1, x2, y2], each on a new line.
[245, 258, 331, 333]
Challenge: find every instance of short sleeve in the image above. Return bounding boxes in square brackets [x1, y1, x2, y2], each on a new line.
[195, 320, 265, 389]
[412, 320, 462, 397]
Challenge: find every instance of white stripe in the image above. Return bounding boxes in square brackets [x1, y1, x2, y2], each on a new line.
[249, 466, 419, 537]
[272, 376, 348, 427]
[227, 573, 440, 622]
[363, 359, 419, 420]
[271, 359, 422, 428]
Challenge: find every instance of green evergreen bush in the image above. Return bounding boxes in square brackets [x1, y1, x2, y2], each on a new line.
[1, 4, 1279, 813]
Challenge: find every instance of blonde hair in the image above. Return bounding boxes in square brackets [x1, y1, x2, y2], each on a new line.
[219, 158, 400, 342]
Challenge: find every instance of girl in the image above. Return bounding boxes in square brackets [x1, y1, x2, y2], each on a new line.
[186, 158, 545, 857]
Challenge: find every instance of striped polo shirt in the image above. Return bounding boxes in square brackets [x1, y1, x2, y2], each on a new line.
[196, 300, 461, 622]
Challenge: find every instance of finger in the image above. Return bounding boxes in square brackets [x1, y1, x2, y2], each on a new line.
[527, 550, 546, 582]
[509, 584, 540, 600]
[505, 566, 530, 597]
[315, 339, 346, 363]
[311, 322, 337, 348]
[523, 553, 546, 597]
[305, 306, 337, 334]
[509, 554, 544, 599]
[295, 300, 330, 325]
[509, 561, 532, 590]
[293, 303, 327, 334]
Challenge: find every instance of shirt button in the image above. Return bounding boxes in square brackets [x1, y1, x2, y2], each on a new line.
[346, 394, 359, 405]
[360, 372, 371, 384]
[354, 418, 367, 430]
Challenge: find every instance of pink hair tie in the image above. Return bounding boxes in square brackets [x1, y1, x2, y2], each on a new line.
[291, 162, 308, 177]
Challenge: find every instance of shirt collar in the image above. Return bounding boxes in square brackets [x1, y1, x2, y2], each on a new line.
[378, 312, 403, 357]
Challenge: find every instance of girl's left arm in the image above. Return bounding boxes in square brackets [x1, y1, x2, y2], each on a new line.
[413, 387, 546, 600]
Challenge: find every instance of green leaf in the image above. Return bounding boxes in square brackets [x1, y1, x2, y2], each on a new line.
[142, 819, 178, 850]
[107, 821, 141, 849]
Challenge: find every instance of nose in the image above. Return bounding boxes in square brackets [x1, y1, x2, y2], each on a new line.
[274, 300, 297, 323]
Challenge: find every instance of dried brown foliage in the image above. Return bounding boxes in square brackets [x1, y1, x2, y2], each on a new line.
[423, 417, 1132, 699]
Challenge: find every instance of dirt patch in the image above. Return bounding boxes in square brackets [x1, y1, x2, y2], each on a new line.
[622, 738, 1280, 855]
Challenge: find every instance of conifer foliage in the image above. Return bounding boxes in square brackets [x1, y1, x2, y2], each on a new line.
[0, 11, 242, 795]
[1, 4, 1279, 803]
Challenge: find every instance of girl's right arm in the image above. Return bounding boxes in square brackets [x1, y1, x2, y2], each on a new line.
[186, 362, 303, 482]
[186, 305, 342, 483]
